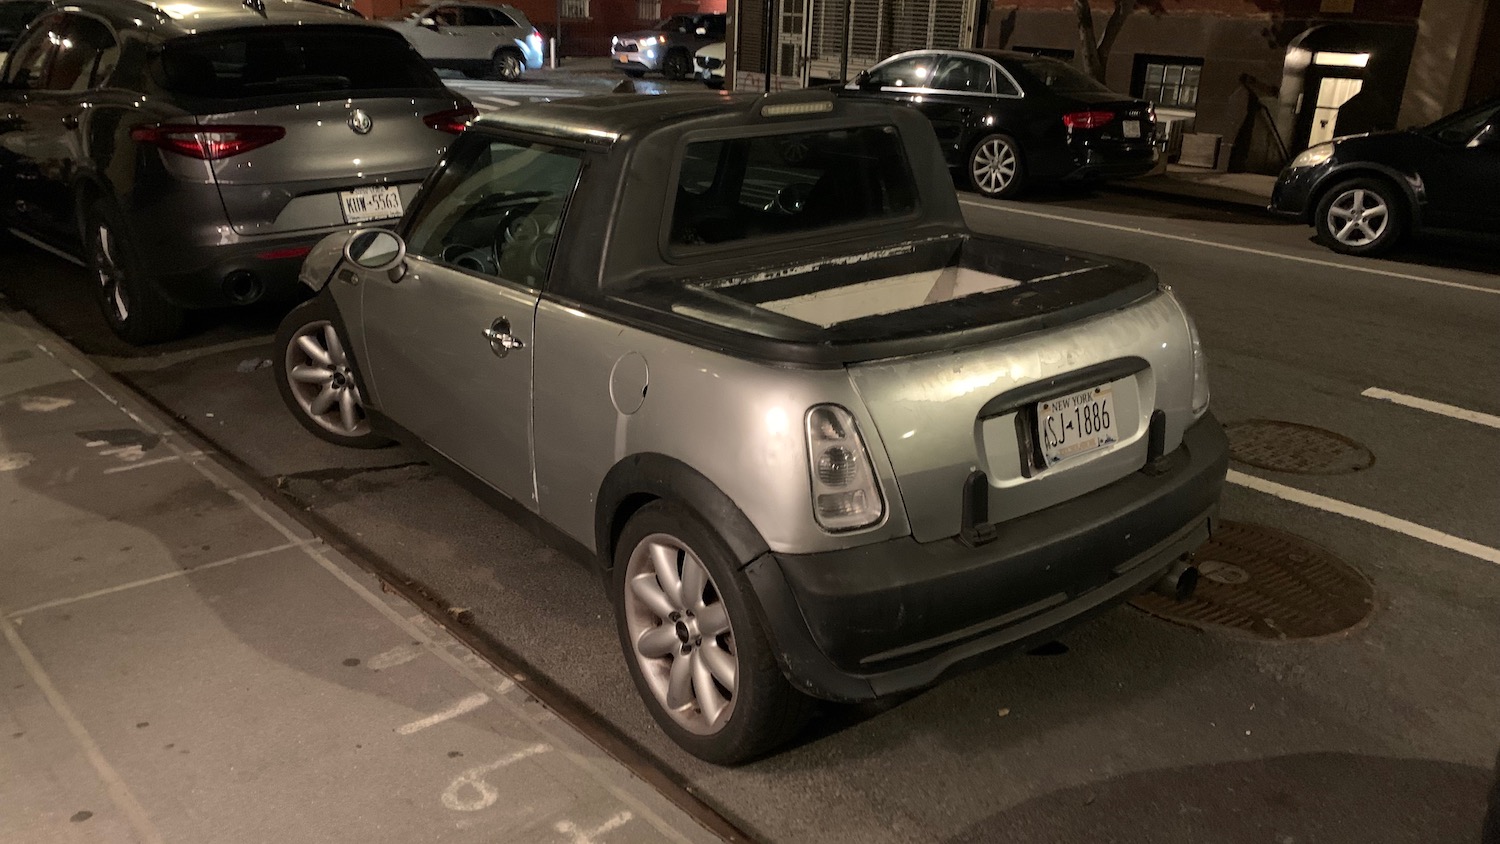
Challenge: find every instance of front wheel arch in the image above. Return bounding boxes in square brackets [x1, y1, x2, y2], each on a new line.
[1307, 166, 1420, 229]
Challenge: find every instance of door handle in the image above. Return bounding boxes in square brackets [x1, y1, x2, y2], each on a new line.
[482, 317, 525, 357]
[61, 114, 79, 130]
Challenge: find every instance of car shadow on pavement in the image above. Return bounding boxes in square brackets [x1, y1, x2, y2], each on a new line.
[943, 751, 1493, 844]
[1327, 232, 1500, 277]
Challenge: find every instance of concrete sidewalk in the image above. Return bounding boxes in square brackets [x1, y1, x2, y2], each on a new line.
[1111, 164, 1278, 211]
[0, 298, 719, 843]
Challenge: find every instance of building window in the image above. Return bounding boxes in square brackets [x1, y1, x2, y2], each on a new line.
[1134, 55, 1203, 109]
[562, 0, 589, 19]
[1014, 46, 1075, 62]
[636, 0, 660, 20]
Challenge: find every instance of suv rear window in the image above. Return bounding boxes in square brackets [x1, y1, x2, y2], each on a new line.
[153, 26, 443, 101]
[669, 125, 917, 249]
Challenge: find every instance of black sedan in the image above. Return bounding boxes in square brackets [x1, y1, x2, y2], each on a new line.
[1270, 98, 1500, 257]
[838, 49, 1156, 199]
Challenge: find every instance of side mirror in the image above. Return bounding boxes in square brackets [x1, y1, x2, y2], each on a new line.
[344, 229, 407, 279]
[418, 16, 439, 29]
[852, 70, 871, 89]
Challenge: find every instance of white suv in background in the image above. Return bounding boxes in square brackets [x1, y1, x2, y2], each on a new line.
[383, 2, 543, 81]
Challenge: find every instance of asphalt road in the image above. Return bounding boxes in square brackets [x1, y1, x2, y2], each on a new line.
[3, 178, 1498, 842]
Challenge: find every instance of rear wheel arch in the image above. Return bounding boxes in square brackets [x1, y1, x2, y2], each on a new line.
[596, 454, 769, 575]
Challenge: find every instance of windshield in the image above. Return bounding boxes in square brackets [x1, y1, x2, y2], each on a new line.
[668, 125, 917, 251]
[1011, 57, 1110, 94]
[154, 26, 443, 101]
[1423, 101, 1500, 145]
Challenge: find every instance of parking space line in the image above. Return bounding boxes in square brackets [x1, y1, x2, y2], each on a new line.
[958, 198, 1500, 297]
[2, 616, 165, 844]
[6, 541, 311, 619]
[1361, 387, 1500, 430]
[101, 452, 203, 474]
[396, 692, 491, 735]
[1228, 469, 1500, 566]
[6, 228, 86, 267]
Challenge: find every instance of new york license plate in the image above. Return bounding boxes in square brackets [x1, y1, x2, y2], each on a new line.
[1038, 385, 1117, 466]
[339, 186, 403, 224]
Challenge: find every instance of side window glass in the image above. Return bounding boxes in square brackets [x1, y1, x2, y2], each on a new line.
[431, 7, 460, 26]
[4, 15, 62, 90]
[866, 55, 939, 89]
[930, 57, 993, 95]
[459, 7, 494, 26]
[49, 17, 118, 92]
[405, 137, 583, 290]
[491, 10, 518, 27]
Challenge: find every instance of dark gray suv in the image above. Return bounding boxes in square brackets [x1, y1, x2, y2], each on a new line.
[0, 0, 475, 343]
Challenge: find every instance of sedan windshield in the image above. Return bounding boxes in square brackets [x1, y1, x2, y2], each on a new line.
[1422, 101, 1500, 145]
[154, 26, 443, 101]
[1010, 57, 1110, 94]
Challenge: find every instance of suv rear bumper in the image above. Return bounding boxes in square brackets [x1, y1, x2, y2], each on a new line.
[745, 412, 1228, 702]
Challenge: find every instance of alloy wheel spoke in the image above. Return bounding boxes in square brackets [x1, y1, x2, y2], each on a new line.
[1329, 206, 1355, 222]
[338, 387, 358, 432]
[296, 334, 333, 367]
[695, 602, 730, 637]
[679, 554, 708, 611]
[665, 651, 694, 709]
[324, 325, 348, 367]
[636, 623, 680, 659]
[1336, 219, 1361, 241]
[648, 542, 685, 610]
[698, 641, 736, 691]
[630, 574, 678, 620]
[290, 364, 335, 385]
[691, 651, 728, 725]
[310, 384, 338, 416]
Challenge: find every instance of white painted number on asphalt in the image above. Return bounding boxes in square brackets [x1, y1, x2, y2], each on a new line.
[555, 811, 634, 844]
[440, 743, 551, 811]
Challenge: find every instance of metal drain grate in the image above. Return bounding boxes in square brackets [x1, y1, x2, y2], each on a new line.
[1131, 521, 1374, 640]
[1225, 420, 1375, 475]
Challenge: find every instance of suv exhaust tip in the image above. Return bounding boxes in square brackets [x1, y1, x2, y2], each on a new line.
[1154, 558, 1199, 602]
[224, 270, 264, 305]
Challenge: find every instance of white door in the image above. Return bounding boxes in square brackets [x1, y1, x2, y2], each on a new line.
[1309, 77, 1362, 146]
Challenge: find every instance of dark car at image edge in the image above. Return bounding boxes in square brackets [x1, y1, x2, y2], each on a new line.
[0, 0, 475, 343]
[1269, 97, 1500, 257]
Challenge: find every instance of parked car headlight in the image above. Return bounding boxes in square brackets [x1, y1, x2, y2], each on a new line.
[1290, 142, 1333, 169]
[805, 405, 884, 531]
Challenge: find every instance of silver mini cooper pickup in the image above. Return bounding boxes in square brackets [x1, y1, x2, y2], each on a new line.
[274, 91, 1229, 764]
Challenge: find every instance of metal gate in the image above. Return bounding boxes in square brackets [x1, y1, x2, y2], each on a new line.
[807, 0, 973, 82]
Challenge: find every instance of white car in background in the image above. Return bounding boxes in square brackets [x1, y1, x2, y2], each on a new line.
[382, 2, 543, 81]
[694, 41, 724, 89]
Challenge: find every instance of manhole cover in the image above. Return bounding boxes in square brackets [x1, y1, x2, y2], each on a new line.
[1225, 420, 1375, 475]
[1131, 521, 1374, 640]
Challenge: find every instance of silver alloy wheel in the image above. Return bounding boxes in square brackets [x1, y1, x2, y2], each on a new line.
[94, 223, 129, 323]
[283, 320, 371, 438]
[498, 53, 522, 81]
[623, 532, 738, 736]
[1326, 187, 1389, 246]
[972, 138, 1018, 196]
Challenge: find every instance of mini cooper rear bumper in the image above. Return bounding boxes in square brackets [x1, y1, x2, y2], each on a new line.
[744, 412, 1229, 702]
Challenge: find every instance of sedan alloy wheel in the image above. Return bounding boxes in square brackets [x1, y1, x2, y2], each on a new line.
[969, 134, 1025, 199]
[1314, 177, 1404, 257]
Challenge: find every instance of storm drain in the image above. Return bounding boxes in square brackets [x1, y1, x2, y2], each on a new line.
[1225, 419, 1375, 475]
[1131, 521, 1374, 640]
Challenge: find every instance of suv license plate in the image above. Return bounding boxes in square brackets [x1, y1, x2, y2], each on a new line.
[339, 186, 403, 224]
[1122, 120, 1142, 139]
[1037, 385, 1117, 466]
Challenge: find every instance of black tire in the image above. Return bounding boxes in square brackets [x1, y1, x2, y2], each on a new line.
[1313, 177, 1405, 257]
[661, 49, 692, 81]
[82, 199, 185, 345]
[966, 133, 1027, 199]
[273, 295, 393, 449]
[622, 68, 646, 79]
[491, 50, 523, 82]
[613, 500, 814, 765]
[703, 77, 724, 90]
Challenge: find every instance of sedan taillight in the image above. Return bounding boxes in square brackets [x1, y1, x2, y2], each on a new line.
[1062, 110, 1116, 130]
[424, 106, 479, 135]
[130, 124, 286, 160]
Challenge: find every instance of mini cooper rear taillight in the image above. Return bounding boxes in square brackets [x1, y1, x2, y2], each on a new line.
[423, 106, 480, 135]
[805, 404, 884, 531]
[130, 124, 286, 160]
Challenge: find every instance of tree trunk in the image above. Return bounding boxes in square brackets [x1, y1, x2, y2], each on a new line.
[1074, 0, 1138, 82]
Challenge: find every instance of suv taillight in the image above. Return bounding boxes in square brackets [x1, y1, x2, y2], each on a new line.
[129, 124, 285, 160]
[1062, 110, 1116, 130]
[423, 106, 479, 135]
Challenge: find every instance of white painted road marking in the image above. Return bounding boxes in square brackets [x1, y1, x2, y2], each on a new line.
[101, 452, 203, 474]
[396, 691, 491, 735]
[1228, 469, 1500, 566]
[556, 811, 634, 843]
[2, 616, 166, 844]
[367, 643, 427, 671]
[1361, 387, 1500, 430]
[440, 743, 551, 811]
[959, 197, 1500, 297]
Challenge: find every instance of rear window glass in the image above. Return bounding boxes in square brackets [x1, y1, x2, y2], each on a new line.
[1011, 57, 1109, 94]
[153, 26, 443, 100]
[669, 125, 917, 249]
